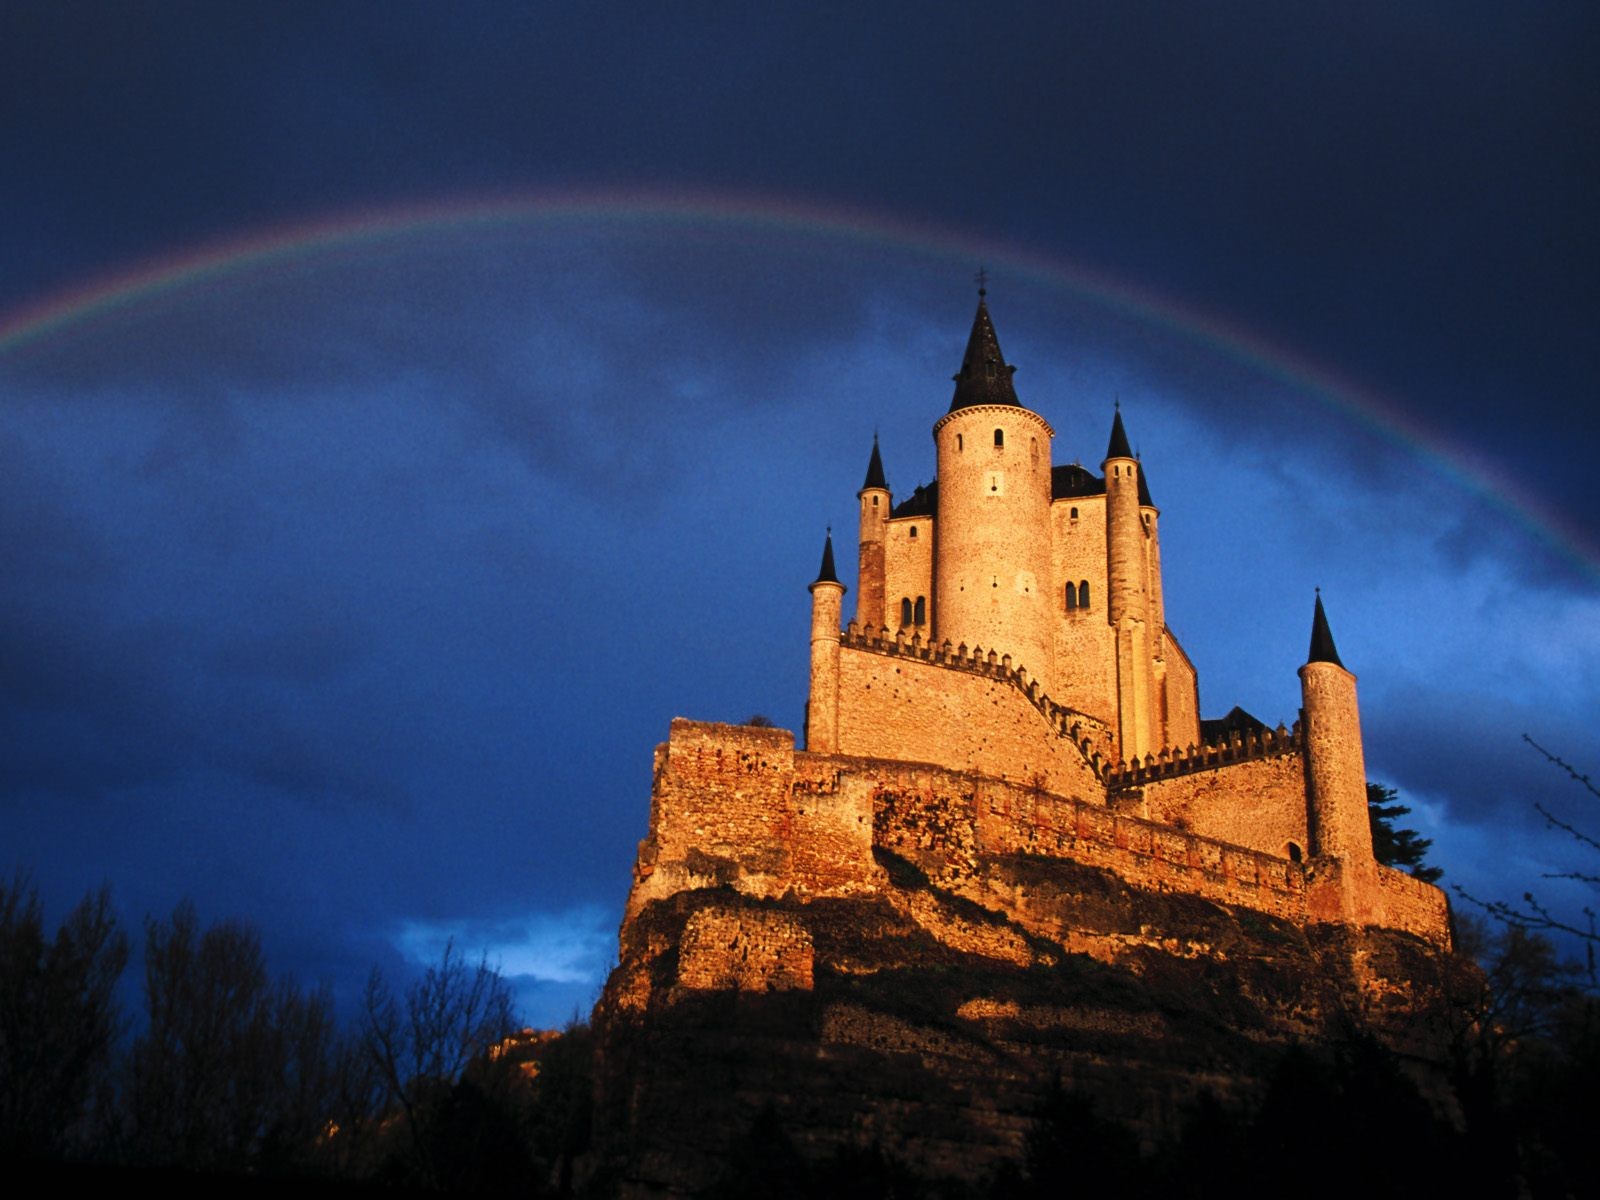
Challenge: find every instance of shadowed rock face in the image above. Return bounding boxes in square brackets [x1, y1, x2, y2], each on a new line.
[588, 846, 1459, 1197]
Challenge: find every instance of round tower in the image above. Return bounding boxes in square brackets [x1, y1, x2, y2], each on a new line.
[856, 436, 890, 632]
[1104, 407, 1157, 761]
[806, 532, 846, 754]
[930, 293, 1055, 684]
[1298, 594, 1376, 862]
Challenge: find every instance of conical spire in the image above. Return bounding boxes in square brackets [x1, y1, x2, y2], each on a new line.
[1105, 405, 1133, 460]
[948, 293, 1020, 412]
[1137, 455, 1154, 507]
[862, 435, 888, 491]
[1307, 591, 1344, 667]
[813, 530, 840, 586]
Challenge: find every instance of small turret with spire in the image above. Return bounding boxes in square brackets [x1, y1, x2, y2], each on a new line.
[856, 436, 890, 630]
[806, 529, 847, 753]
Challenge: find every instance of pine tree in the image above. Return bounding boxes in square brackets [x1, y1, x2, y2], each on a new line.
[1367, 783, 1443, 883]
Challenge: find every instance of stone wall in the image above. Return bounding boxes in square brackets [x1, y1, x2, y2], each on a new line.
[631, 718, 1450, 946]
[1049, 494, 1117, 726]
[883, 513, 934, 633]
[834, 642, 1106, 799]
[677, 904, 815, 991]
[1136, 750, 1308, 859]
[627, 720, 878, 920]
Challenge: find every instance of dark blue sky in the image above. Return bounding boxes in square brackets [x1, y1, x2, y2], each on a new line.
[3, 2, 1596, 1023]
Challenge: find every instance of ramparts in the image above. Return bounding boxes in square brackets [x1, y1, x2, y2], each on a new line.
[628, 718, 1451, 948]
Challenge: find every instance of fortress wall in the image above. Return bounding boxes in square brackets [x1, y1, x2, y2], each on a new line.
[835, 645, 1104, 799]
[1136, 751, 1309, 859]
[852, 758, 1308, 923]
[1374, 865, 1452, 946]
[627, 721, 881, 917]
[883, 515, 934, 631]
[1050, 496, 1117, 725]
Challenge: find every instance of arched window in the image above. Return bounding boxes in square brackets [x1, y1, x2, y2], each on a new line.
[1065, 584, 1077, 611]
[909, 525, 918, 539]
[900, 598, 913, 627]
[1078, 580, 1090, 608]
[914, 596, 926, 625]
[1287, 842, 1304, 864]
[872, 495, 879, 508]
[994, 428, 1004, 448]
[1069, 506, 1078, 519]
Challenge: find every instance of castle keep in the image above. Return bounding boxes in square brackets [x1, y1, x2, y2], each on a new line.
[595, 293, 1454, 1194]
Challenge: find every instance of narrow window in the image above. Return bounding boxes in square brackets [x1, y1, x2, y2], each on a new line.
[1065, 584, 1077, 611]
[914, 596, 926, 625]
[994, 428, 1004, 448]
[872, 496, 879, 508]
[900, 598, 913, 627]
[1078, 580, 1090, 608]
[909, 525, 918, 539]
[1287, 842, 1304, 864]
[956, 433, 963, 451]
[1070, 506, 1079, 519]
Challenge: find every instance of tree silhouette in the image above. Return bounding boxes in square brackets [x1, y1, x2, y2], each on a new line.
[0, 878, 127, 1161]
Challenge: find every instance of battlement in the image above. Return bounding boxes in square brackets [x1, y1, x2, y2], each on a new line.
[1106, 720, 1303, 790]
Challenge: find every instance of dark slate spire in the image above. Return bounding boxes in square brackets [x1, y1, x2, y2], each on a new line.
[948, 293, 1020, 412]
[1137, 456, 1154, 507]
[813, 529, 840, 585]
[862, 435, 887, 491]
[1106, 404, 1133, 460]
[1307, 590, 1344, 667]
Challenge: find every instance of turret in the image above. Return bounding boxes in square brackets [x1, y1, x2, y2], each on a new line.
[1138, 457, 1164, 634]
[1298, 593, 1380, 922]
[806, 532, 846, 754]
[1103, 407, 1156, 760]
[856, 436, 889, 631]
[930, 291, 1055, 685]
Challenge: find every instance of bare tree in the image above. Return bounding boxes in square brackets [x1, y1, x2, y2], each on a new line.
[359, 940, 518, 1186]
[1455, 736, 1599, 982]
[0, 877, 128, 1161]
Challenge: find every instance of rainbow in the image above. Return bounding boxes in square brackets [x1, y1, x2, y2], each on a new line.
[1, 187, 1592, 577]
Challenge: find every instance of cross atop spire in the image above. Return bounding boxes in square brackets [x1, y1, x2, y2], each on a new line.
[948, 292, 1019, 412]
[974, 265, 988, 297]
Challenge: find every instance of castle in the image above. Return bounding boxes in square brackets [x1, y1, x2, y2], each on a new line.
[623, 290, 1448, 944]
[596, 292, 1454, 1193]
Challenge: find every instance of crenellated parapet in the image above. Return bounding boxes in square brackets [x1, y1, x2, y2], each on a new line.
[1106, 720, 1302, 791]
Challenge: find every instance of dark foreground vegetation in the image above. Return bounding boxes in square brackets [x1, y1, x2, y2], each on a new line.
[0, 882, 592, 1194]
[4, 879, 1595, 1196]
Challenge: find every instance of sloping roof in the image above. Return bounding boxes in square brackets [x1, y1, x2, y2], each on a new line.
[891, 481, 937, 518]
[1052, 464, 1105, 499]
[1106, 408, 1133, 459]
[948, 296, 1020, 411]
[1308, 593, 1344, 667]
[813, 532, 840, 585]
[862, 436, 888, 491]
